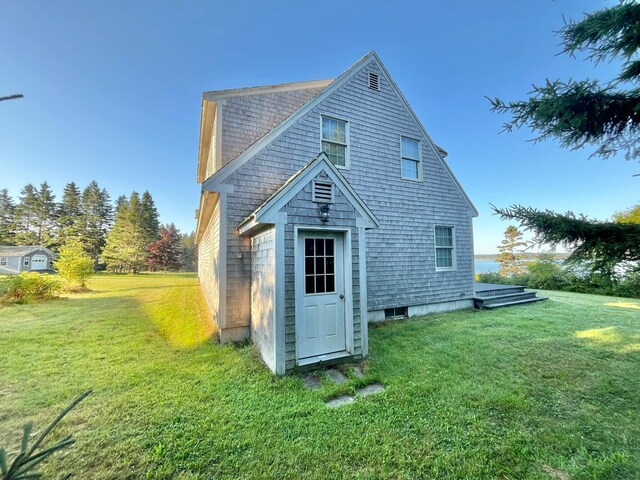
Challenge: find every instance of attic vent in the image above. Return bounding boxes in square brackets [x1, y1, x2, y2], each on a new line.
[312, 181, 334, 203]
[368, 72, 380, 91]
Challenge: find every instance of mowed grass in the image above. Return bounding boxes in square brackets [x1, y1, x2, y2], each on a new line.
[1, 275, 639, 479]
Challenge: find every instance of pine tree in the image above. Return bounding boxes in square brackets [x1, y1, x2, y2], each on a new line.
[0, 188, 16, 245]
[114, 195, 127, 213]
[180, 231, 197, 272]
[147, 224, 182, 276]
[489, 1, 640, 161]
[80, 181, 112, 269]
[58, 181, 83, 243]
[489, 2, 640, 275]
[496, 225, 528, 277]
[33, 181, 57, 247]
[140, 190, 160, 244]
[15, 184, 39, 245]
[494, 205, 640, 275]
[102, 193, 148, 273]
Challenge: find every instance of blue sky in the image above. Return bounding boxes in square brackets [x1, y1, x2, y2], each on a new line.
[1, 0, 637, 253]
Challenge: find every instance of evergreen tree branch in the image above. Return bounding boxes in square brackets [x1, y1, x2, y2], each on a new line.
[492, 204, 640, 273]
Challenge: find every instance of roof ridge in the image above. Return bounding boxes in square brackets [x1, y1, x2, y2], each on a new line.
[203, 78, 334, 100]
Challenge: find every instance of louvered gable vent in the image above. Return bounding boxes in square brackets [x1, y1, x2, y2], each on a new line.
[368, 72, 379, 91]
[312, 181, 334, 203]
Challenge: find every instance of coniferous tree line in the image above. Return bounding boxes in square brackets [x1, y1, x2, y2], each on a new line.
[0, 181, 196, 273]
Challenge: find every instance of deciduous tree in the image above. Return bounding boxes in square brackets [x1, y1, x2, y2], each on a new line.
[147, 224, 182, 276]
[612, 204, 640, 224]
[55, 238, 94, 288]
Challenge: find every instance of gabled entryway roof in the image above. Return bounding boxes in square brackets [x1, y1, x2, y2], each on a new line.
[238, 152, 380, 235]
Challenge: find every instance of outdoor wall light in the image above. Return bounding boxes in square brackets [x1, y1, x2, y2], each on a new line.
[319, 204, 331, 222]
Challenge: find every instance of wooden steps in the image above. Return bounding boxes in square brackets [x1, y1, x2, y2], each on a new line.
[473, 282, 547, 309]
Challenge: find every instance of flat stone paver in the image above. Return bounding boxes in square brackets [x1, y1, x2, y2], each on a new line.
[356, 383, 385, 397]
[351, 366, 364, 378]
[325, 368, 347, 384]
[302, 374, 322, 390]
[325, 395, 355, 407]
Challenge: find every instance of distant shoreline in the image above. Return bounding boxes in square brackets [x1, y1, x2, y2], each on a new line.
[475, 253, 570, 261]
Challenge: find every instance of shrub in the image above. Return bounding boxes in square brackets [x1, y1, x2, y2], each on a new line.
[614, 272, 640, 298]
[55, 239, 94, 288]
[2, 272, 62, 304]
[525, 254, 570, 290]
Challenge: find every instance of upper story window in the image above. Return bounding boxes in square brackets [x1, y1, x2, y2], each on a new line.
[321, 116, 348, 168]
[435, 226, 456, 271]
[401, 136, 421, 180]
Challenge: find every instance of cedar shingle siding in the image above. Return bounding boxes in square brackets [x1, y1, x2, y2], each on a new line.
[196, 53, 476, 372]
[223, 59, 473, 329]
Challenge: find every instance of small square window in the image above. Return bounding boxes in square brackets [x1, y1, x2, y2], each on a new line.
[401, 136, 420, 180]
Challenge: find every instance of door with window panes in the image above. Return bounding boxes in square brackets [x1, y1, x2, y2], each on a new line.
[297, 232, 346, 359]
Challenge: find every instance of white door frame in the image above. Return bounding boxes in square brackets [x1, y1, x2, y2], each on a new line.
[294, 226, 353, 365]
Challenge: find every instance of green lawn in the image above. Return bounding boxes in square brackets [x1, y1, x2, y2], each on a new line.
[1, 274, 639, 479]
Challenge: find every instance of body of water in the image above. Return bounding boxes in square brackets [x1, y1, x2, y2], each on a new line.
[475, 259, 500, 273]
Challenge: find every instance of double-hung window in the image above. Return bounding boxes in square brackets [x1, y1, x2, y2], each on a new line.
[0, 257, 7, 266]
[321, 116, 348, 167]
[401, 136, 420, 180]
[24, 257, 30, 267]
[435, 226, 456, 270]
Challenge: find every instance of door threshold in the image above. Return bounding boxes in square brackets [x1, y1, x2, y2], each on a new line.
[297, 351, 351, 366]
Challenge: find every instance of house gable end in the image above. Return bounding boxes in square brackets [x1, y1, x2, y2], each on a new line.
[203, 51, 477, 217]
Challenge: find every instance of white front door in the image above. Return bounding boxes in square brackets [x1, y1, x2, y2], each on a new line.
[31, 255, 48, 271]
[297, 232, 346, 359]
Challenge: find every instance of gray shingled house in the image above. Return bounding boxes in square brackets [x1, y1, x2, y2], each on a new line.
[0, 246, 56, 274]
[195, 52, 478, 374]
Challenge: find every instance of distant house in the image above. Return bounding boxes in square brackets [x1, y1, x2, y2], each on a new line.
[195, 51, 478, 374]
[0, 246, 56, 274]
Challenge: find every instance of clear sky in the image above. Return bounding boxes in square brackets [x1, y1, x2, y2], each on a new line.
[1, 1, 637, 253]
